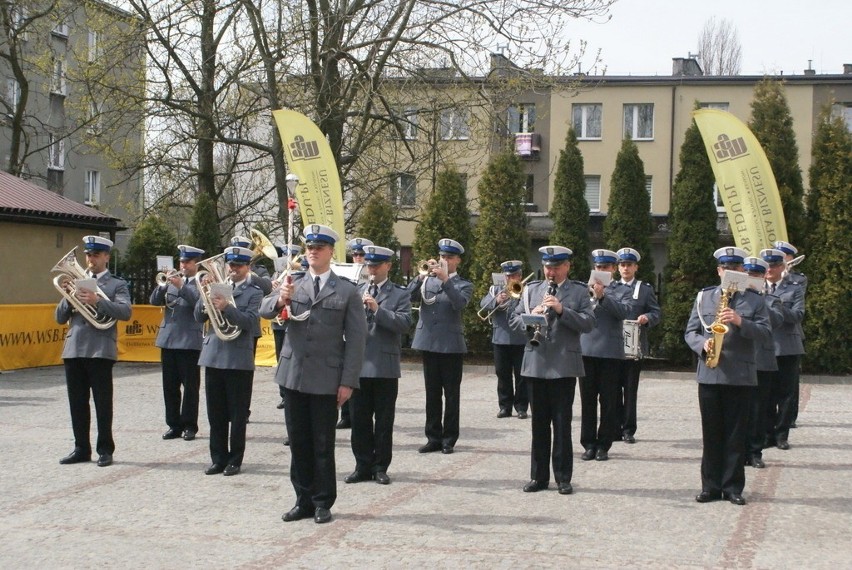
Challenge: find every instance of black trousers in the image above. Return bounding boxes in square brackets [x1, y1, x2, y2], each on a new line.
[284, 388, 339, 510]
[350, 377, 399, 474]
[64, 358, 115, 456]
[273, 329, 286, 400]
[768, 355, 800, 442]
[529, 377, 576, 485]
[617, 358, 643, 436]
[698, 383, 750, 496]
[493, 343, 528, 413]
[579, 356, 623, 452]
[747, 371, 774, 457]
[422, 351, 463, 447]
[161, 348, 201, 432]
[205, 367, 253, 467]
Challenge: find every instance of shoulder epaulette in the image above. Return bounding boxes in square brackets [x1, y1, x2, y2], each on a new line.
[743, 288, 760, 296]
[572, 280, 588, 287]
[701, 285, 716, 292]
[339, 276, 358, 286]
[394, 283, 407, 290]
[527, 279, 543, 286]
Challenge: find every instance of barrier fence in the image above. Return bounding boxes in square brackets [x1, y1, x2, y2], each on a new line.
[0, 305, 278, 371]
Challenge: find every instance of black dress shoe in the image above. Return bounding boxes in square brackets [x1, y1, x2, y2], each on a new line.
[790, 422, 797, 428]
[623, 434, 636, 444]
[59, 451, 91, 465]
[223, 464, 241, 476]
[205, 463, 225, 475]
[581, 448, 596, 461]
[777, 440, 790, 450]
[162, 428, 182, 440]
[182, 430, 197, 441]
[695, 491, 721, 503]
[497, 408, 512, 418]
[282, 506, 314, 522]
[723, 492, 747, 505]
[375, 472, 390, 485]
[558, 482, 573, 495]
[418, 442, 442, 453]
[595, 448, 609, 461]
[314, 507, 332, 524]
[276, 398, 286, 410]
[523, 480, 549, 492]
[97, 454, 113, 467]
[441, 445, 454, 454]
[517, 410, 529, 419]
[344, 471, 373, 484]
[283, 438, 290, 446]
[336, 419, 351, 430]
[752, 457, 766, 469]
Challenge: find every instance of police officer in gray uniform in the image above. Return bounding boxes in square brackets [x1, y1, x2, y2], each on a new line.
[230, 235, 274, 296]
[272, 224, 367, 525]
[479, 260, 529, 419]
[408, 238, 473, 455]
[270, 244, 302, 410]
[761, 247, 805, 450]
[151, 244, 204, 441]
[580, 249, 632, 462]
[510, 246, 595, 495]
[195, 246, 263, 477]
[344, 246, 412, 486]
[775, 240, 807, 428]
[56, 236, 132, 468]
[686, 247, 771, 506]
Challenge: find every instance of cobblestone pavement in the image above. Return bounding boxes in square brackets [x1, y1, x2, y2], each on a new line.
[1, 363, 850, 569]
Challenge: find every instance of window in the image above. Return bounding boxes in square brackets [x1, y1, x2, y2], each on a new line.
[53, 22, 69, 37]
[646, 176, 653, 212]
[390, 173, 416, 208]
[712, 183, 725, 212]
[699, 102, 729, 111]
[508, 104, 536, 133]
[48, 134, 64, 169]
[832, 103, 852, 134]
[88, 30, 100, 62]
[524, 174, 534, 204]
[584, 175, 601, 212]
[624, 104, 654, 140]
[11, 7, 28, 41]
[87, 100, 102, 134]
[440, 107, 469, 140]
[573, 104, 602, 139]
[51, 58, 66, 95]
[6, 79, 21, 114]
[392, 106, 418, 140]
[85, 170, 101, 206]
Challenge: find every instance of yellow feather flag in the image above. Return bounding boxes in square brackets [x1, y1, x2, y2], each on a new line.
[272, 109, 347, 261]
[693, 109, 788, 254]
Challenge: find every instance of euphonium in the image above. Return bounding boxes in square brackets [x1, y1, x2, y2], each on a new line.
[196, 253, 241, 341]
[51, 247, 116, 330]
[705, 286, 733, 368]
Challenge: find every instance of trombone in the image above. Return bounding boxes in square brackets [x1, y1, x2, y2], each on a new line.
[477, 273, 534, 321]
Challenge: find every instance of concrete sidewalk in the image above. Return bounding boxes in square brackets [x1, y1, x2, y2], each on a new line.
[1, 363, 850, 569]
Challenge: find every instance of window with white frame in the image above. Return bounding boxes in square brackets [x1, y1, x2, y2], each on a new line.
[48, 134, 64, 169]
[85, 170, 101, 205]
[623, 103, 654, 140]
[508, 104, 536, 133]
[712, 182, 725, 212]
[573, 103, 602, 139]
[524, 174, 535, 204]
[88, 30, 100, 62]
[390, 173, 416, 208]
[392, 106, 418, 140]
[87, 100, 102, 134]
[6, 79, 21, 114]
[699, 102, 729, 111]
[11, 6, 28, 41]
[53, 21, 69, 37]
[440, 107, 469, 140]
[584, 175, 601, 212]
[832, 103, 852, 134]
[646, 176, 653, 212]
[51, 58, 66, 95]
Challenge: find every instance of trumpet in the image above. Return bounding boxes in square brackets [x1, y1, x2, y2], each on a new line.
[52, 247, 116, 330]
[477, 273, 534, 321]
[196, 253, 241, 341]
[155, 270, 183, 287]
[418, 259, 436, 276]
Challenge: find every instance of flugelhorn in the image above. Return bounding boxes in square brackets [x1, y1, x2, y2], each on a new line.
[196, 253, 241, 341]
[155, 270, 183, 287]
[477, 273, 534, 321]
[52, 247, 116, 330]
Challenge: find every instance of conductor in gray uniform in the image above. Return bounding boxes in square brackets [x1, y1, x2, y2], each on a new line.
[407, 238, 473, 455]
[510, 246, 595, 495]
[685, 247, 771, 506]
[344, 246, 412, 486]
[56, 235, 132, 468]
[271, 224, 367, 525]
[150, 244, 204, 441]
[195, 246, 263, 477]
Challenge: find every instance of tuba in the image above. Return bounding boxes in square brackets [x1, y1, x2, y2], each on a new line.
[705, 286, 734, 368]
[196, 253, 241, 341]
[52, 247, 116, 330]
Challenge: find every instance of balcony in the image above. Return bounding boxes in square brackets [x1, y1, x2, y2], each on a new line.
[514, 132, 541, 160]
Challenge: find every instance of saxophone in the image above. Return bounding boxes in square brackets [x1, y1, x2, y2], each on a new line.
[705, 286, 733, 368]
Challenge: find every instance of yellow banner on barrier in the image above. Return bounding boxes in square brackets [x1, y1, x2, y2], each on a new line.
[693, 109, 788, 254]
[0, 305, 279, 371]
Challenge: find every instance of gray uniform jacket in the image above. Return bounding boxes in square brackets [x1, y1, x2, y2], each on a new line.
[408, 275, 473, 353]
[581, 281, 632, 359]
[756, 293, 783, 372]
[509, 280, 596, 379]
[265, 272, 305, 331]
[194, 281, 263, 371]
[55, 271, 132, 360]
[358, 280, 412, 379]
[150, 278, 203, 351]
[684, 287, 771, 387]
[249, 265, 274, 296]
[621, 280, 662, 357]
[273, 272, 367, 395]
[479, 285, 527, 345]
[769, 279, 805, 356]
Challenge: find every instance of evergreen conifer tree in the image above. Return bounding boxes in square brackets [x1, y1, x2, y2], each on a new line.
[357, 192, 403, 283]
[659, 118, 719, 364]
[550, 128, 591, 280]
[189, 191, 222, 257]
[123, 215, 178, 303]
[604, 137, 656, 281]
[748, 78, 806, 246]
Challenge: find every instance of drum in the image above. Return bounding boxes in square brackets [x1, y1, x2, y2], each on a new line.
[623, 319, 642, 360]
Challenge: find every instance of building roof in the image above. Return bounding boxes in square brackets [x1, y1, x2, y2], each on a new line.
[0, 170, 125, 231]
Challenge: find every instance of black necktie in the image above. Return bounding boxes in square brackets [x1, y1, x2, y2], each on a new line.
[314, 276, 321, 297]
[369, 283, 378, 298]
[770, 282, 776, 294]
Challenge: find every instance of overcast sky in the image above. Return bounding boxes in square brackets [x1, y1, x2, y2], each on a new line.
[564, 0, 850, 76]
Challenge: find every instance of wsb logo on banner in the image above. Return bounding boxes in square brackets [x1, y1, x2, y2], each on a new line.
[290, 135, 320, 161]
[125, 321, 144, 336]
[712, 134, 749, 162]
